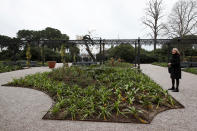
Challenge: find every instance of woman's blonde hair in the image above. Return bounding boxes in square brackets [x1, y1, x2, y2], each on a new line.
[172, 48, 180, 55]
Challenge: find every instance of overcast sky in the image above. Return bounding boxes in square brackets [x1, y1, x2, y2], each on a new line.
[0, 0, 178, 40]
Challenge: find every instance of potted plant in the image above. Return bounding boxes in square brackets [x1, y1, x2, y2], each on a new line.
[48, 52, 56, 68]
[48, 61, 56, 68]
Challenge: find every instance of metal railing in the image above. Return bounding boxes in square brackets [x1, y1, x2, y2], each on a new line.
[1, 38, 197, 69]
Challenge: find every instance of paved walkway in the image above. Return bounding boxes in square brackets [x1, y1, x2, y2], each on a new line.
[0, 64, 197, 131]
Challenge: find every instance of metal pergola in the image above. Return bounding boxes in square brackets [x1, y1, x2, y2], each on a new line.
[1, 38, 197, 69]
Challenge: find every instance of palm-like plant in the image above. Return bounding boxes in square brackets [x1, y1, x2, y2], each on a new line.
[113, 100, 121, 116]
[98, 105, 112, 120]
[123, 106, 148, 124]
[67, 104, 77, 120]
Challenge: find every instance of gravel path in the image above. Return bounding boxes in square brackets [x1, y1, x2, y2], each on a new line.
[0, 64, 197, 131]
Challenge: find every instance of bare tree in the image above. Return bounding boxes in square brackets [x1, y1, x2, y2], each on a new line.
[82, 35, 96, 62]
[164, 0, 197, 60]
[76, 30, 97, 62]
[165, 0, 197, 38]
[142, 0, 165, 51]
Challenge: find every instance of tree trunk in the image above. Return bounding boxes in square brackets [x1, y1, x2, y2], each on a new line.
[84, 43, 96, 62]
[154, 32, 157, 52]
[154, 39, 157, 51]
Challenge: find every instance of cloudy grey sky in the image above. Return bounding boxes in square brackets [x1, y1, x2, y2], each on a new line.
[0, 0, 178, 39]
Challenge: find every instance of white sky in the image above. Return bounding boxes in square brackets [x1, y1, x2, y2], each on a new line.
[0, 0, 178, 40]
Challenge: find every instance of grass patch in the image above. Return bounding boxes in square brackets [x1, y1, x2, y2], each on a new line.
[37, 62, 48, 67]
[0, 62, 23, 73]
[0, 61, 48, 73]
[152, 62, 197, 75]
[104, 60, 134, 68]
[152, 62, 168, 67]
[182, 68, 197, 75]
[5, 63, 183, 123]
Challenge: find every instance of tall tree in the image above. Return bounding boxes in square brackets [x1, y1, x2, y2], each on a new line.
[33, 30, 46, 41]
[7, 37, 21, 61]
[165, 0, 197, 38]
[165, 0, 197, 59]
[17, 27, 68, 41]
[17, 28, 69, 49]
[142, 0, 165, 51]
[17, 30, 34, 41]
[44, 27, 62, 40]
[0, 35, 11, 51]
[61, 34, 69, 40]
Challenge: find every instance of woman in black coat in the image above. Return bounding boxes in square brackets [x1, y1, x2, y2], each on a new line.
[168, 48, 181, 92]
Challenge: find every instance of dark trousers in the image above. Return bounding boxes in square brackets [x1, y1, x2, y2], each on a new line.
[171, 78, 179, 89]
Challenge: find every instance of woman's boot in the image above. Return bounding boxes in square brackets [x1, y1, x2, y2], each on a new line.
[173, 79, 179, 92]
[172, 87, 179, 92]
[168, 87, 175, 90]
[169, 79, 175, 90]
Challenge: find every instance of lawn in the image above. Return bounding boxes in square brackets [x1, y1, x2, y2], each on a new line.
[152, 62, 168, 67]
[182, 68, 197, 75]
[0, 61, 49, 73]
[5, 62, 183, 124]
[152, 62, 197, 75]
[0, 62, 23, 73]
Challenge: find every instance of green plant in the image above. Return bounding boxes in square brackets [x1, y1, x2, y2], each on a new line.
[73, 53, 76, 62]
[110, 57, 115, 66]
[152, 62, 168, 67]
[26, 44, 32, 68]
[113, 100, 121, 116]
[60, 44, 66, 65]
[0, 63, 22, 73]
[167, 96, 175, 107]
[183, 68, 197, 75]
[98, 105, 112, 120]
[67, 104, 78, 120]
[123, 106, 148, 124]
[5, 63, 181, 123]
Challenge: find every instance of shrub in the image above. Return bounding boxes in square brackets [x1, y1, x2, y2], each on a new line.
[183, 68, 197, 75]
[60, 44, 66, 64]
[140, 54, 158, 63]
[26, 44, 32, 67]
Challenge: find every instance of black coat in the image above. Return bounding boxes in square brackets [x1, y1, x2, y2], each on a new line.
[170, 54, 181, 79]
